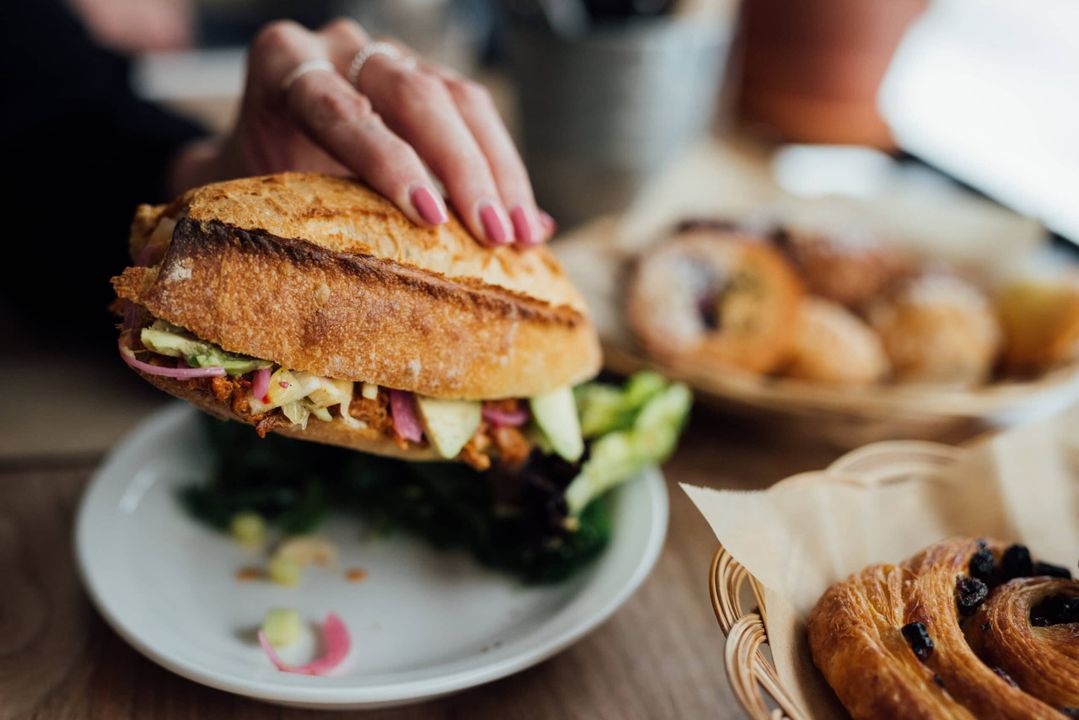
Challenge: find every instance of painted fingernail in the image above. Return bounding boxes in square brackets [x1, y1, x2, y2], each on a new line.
[510, 206, 537, 246]
[478, 202, 511, 246]
[409, 185, 448, 225]
[539, 210, 557, 236]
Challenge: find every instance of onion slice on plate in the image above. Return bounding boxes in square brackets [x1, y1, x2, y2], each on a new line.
[389, 390, 424, 442]
[258, 612, 351, 676]
[118, 336, 226, 379]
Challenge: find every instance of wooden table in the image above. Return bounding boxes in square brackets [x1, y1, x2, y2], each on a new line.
[1, 366, 850, 720]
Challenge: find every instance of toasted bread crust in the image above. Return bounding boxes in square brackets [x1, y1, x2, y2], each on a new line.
[138, 371, 441, 461]
[179, 173, 587, 312]
[114, 174, 602, 399]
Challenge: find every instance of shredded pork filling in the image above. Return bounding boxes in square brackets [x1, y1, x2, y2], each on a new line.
[123, 313, 535, 469]
[189, 357, 530, 470]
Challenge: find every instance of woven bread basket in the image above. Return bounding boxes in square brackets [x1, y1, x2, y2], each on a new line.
[706, 441, 965, 719]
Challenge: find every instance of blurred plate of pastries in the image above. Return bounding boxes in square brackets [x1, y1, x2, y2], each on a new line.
[554, 141, 1079, 445]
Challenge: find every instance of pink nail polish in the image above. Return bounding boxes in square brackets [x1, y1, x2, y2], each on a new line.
[410, 185, 448, 225]
[539, 211, 557, 235]
[479, 203, 510, 245]
[510, 206, 536, 246]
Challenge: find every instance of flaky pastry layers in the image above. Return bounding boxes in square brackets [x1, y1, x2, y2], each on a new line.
[808, 538, 1078, 719]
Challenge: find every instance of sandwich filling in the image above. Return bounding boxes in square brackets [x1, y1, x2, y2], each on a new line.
[119, 316, 583, 471]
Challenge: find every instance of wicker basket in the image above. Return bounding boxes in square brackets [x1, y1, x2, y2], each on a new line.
[555, 212, 1079, 447]
[706, 441, 964, 719]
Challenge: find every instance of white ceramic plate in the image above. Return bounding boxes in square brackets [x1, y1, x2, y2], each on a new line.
[76, 404, 668, 709]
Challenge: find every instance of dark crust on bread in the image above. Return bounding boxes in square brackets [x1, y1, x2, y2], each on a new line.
[191, 218, 584, 328]
[113, 216, 601, 399]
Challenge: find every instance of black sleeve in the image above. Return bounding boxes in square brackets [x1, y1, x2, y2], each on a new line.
[1, 0, 207, 344]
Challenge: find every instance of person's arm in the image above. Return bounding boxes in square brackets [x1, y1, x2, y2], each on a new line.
[1, 0, 207, 204]
[0, 0, 208, 340]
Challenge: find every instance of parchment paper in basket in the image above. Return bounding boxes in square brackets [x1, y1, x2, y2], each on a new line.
[682, 406, 1079, 719]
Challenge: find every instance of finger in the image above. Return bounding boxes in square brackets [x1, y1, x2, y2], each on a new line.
[432, 67, 545, 247]
[540, 210, 557, 238]
[284, 68, 447, 226]
[356, 55, 513, 246]
[246, 21, 318, 105]
[316, 17, 370, 73]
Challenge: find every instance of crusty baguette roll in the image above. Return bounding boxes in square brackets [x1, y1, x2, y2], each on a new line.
[113, 173, 602, 401]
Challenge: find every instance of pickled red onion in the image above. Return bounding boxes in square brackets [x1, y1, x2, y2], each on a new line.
[482, 404, 530, 427]
[258, 612, 351, 676]
[389, 390, 423, 443]
[118, 336, 226, 379]
[252, 367, 271, 401]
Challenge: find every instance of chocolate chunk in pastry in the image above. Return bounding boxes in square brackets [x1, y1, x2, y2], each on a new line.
[1002, 544, 1035, 582]
[971, 540, 997, 582]
[957, 576, 990, 616]
[1033, 562, 1074, 580]
[901, 621, 935, 660]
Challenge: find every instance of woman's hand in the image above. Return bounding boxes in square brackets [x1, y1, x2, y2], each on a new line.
[169, 19, 552, 247]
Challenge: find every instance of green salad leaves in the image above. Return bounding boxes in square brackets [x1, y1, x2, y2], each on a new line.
[182, 372, 691, 583]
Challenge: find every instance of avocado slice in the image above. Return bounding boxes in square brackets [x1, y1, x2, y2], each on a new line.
[140, 323, 271, 376]
[140, 326, 211, 358]
[530, 387, 584, 462]
[415, 397, 482, 459]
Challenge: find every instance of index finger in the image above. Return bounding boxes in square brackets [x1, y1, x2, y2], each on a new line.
[283, 67, 447, 227]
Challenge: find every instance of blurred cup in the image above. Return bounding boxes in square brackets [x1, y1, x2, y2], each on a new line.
[510, 12, 731, 228]
[737, 0, 927, 147]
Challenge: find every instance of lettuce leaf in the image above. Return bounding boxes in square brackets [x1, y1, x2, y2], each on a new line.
[565, 377, 691, 515]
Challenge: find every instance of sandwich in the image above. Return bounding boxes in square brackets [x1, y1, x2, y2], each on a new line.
[112, 173, 690, 581]
[112, 173, 601, 470]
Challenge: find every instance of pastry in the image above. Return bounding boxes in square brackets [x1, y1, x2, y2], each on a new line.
[995, 278, 1079, 374]
[771, 225, 911, 307]
[626, 228, 802, 375]
[868, 273, 1002, 385]
[808, 537, 1078, 719]
[967, 576, 1079, 709]
[781, 297, 888, 385]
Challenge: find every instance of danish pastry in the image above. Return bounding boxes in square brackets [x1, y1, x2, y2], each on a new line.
[868, 273, 1002, 385]
[781, 297, 888, 385]
[967, 576, 1079, 709]
[771, 225, 911, 308]
[626, 228, 802, 375]
[808, 538, 1077, 719]
[995, 279, 1079, 374]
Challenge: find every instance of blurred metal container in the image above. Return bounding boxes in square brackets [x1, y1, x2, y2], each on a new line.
[510, 15, 731, 227]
